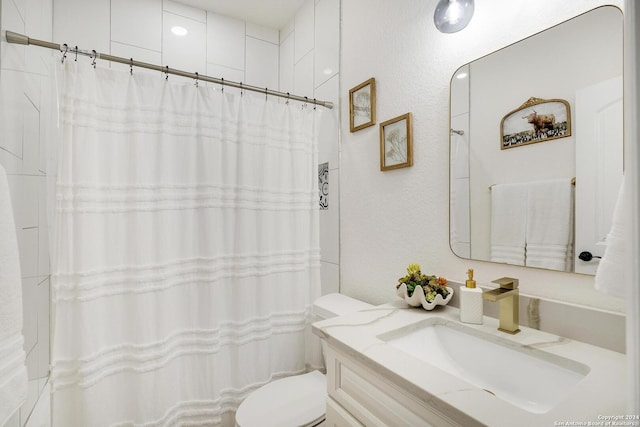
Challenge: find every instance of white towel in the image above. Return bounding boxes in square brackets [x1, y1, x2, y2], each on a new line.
[595, 175, 630, 298]
[0, 164, 27, 424]
[490, 183, 527, 266]
[525, 179, 573, 271]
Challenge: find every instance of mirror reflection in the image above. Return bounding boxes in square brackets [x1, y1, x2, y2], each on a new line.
[449, 6, 623, 275]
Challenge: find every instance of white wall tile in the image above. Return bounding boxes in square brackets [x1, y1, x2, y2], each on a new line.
[4, 409, 20, 427]
[319, 168, 339, 264]
[279, 34, 294, 94]
[294, 0, 314, 63]
[7, 175, 38, 229]
[22, 95, 40, 175]
[37, 177, 49, 277]
[0, 148, 22, 174]
[18, 227, 38, 278]
[1, 0, 26, 72]
[320, 261, 339, 295]
[24, 0, 43, 74]
[246, 22, 278, 44]
[22, 277, 38, 353]
[163, 0, 205, 23]
[314, 0, 339, 87]
[206, 62, 243, 94]
[315, 79, 339, 167]
[53, 0, 110, 58]
[111, 0, 162, 52]
[0, 70, 25, 157]
[20, 379, 38, 426]
[245, 37, 278, 90]
[11, 0, 26, 21]
[314, 73, 339, 114]
[110, 42, 161, 74]
[280, 18, 294, 43]
[294, 50, 314, 99]
[37, 277, 49, 379]
[206, 12, 245, 71]
[162, 12, 206, 76]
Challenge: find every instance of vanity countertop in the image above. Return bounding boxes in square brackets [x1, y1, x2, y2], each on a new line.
[312, 300, 627, 426]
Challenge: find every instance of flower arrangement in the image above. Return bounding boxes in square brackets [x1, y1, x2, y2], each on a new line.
[396, 263, 451, 303]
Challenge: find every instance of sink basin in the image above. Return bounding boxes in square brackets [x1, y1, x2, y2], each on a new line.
[378, 318, 590, 414]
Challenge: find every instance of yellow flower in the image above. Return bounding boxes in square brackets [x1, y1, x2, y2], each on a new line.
[407, 263, 421, 275]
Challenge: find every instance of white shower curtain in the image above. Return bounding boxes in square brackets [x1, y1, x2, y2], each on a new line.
[49, 62, 322, 426]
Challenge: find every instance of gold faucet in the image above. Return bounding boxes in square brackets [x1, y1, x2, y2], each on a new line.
[482, 277, 520, 334]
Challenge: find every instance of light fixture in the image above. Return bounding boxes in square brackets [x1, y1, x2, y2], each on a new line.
[456, 71, 468, 79]
[434, 0, 474, 34]
[171, 26, 188, 36]
[323, 68, 333, 75]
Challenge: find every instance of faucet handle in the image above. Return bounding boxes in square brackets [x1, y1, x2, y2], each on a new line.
[491, 277, 519, 290]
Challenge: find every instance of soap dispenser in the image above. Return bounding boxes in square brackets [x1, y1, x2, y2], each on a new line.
[460, 269, 483, 324]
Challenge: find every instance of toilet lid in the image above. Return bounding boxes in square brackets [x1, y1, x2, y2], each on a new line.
[236, 370, 326, 427]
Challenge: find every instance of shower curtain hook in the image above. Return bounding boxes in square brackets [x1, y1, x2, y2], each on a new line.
[304, 96, 308, 108]
[74, 46, 78, 62]
[130, 58, 133, 75]
[265, 87, 268, 101]
[61, 44, 68, 64]
[313, 98, 317, 110]
[220, 78, 224, 93]
[286, 92, 290, 105]
[240, 82, 243, 96]
[91, 50, 97, 68]
[194, 72, 199, 87]
[165, 66, 169, 80]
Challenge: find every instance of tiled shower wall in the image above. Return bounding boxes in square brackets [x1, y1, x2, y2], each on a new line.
[280, 0, 341, 295]
[1, 0, 54, 424]
[1, 0, 340, 425]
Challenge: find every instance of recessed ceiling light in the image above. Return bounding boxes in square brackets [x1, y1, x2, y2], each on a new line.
[171, 26, 188, 36]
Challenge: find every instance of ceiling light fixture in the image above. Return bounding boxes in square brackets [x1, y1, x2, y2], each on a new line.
[171, 26, 188, 36]
[434, 0, 475, 34]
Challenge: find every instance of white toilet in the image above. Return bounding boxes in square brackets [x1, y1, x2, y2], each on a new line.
[235, 293, 372, 427]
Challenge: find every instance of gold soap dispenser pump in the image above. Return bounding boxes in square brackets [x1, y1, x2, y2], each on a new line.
[459, 269, 483, 324]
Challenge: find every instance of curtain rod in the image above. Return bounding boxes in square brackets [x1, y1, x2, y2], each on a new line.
[5, 31, 334, 110]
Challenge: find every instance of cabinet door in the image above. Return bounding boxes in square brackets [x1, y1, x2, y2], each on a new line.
[326, 397, 364, 427]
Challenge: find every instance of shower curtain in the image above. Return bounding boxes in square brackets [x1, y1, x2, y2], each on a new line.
[49, 62, 322, 426]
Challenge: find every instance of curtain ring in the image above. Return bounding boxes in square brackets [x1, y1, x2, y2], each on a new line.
[265, 87, 268, 101]
[304, 96, 308, 108]
[240, 82, 243, 96]
[74, 46, 78, 62]
[130, 58, 133, 75]
[61, 44, 68, 64]
[313, 98, 317, 110]
[165, 66, 169, 80]
[91, 50, 97, 68]
[194, 72, 199, 87]
[286, 92, 290, 105]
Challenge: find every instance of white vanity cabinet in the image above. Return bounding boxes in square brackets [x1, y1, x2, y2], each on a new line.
[324, 345, 477, 427]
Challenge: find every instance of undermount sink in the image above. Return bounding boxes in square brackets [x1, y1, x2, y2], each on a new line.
[377, 318, 590, 414]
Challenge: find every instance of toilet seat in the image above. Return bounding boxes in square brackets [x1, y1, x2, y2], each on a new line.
[235, 370, 326, 427]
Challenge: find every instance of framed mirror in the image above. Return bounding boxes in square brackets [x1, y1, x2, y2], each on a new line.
[449, 6, 623, 275]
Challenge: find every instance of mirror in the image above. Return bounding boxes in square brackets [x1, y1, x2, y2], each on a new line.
[449, 6, 623, 275]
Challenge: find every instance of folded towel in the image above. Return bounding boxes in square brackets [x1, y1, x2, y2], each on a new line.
[595, 175, 630, 298]
[525, 179, 574, 271]
[490, 183, 527, 266]
[0, 164, 27, 424]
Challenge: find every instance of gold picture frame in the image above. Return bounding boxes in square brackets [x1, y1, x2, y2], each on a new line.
[380, 113, 413, 171]
[349, 78, 376, 132]
[500, 97, 571, 150]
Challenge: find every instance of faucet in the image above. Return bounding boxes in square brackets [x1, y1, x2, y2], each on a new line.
[482, 277, 520, 334]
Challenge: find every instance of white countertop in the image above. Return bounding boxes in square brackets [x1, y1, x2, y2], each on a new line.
[312, 301, 627, 426]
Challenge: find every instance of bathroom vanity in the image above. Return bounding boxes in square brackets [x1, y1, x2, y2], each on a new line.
[313, 301, 626, 426]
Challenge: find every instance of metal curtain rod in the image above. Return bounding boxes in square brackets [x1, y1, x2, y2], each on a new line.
[5, 31, 334, 109]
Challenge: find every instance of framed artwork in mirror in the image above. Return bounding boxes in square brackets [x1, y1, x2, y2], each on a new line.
[500, 97, 571, 150]
[349, 78, 376, 132]
[380, 113, 413, 171]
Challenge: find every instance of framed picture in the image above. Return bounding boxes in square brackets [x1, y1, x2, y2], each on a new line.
[349, 78, 376, 132]
[500, 97, 571, 150]
[380, 113, 413, 171]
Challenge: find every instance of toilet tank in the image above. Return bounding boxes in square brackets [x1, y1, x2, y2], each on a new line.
[313, 293, 372, 320]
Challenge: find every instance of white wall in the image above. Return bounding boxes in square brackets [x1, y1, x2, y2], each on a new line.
[280, 0, 341, 296]
[340, 0, 626, 314]
[0, 0, 53, 424]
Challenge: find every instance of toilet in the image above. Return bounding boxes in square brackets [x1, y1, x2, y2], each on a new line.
[235, 293, 372, 427]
